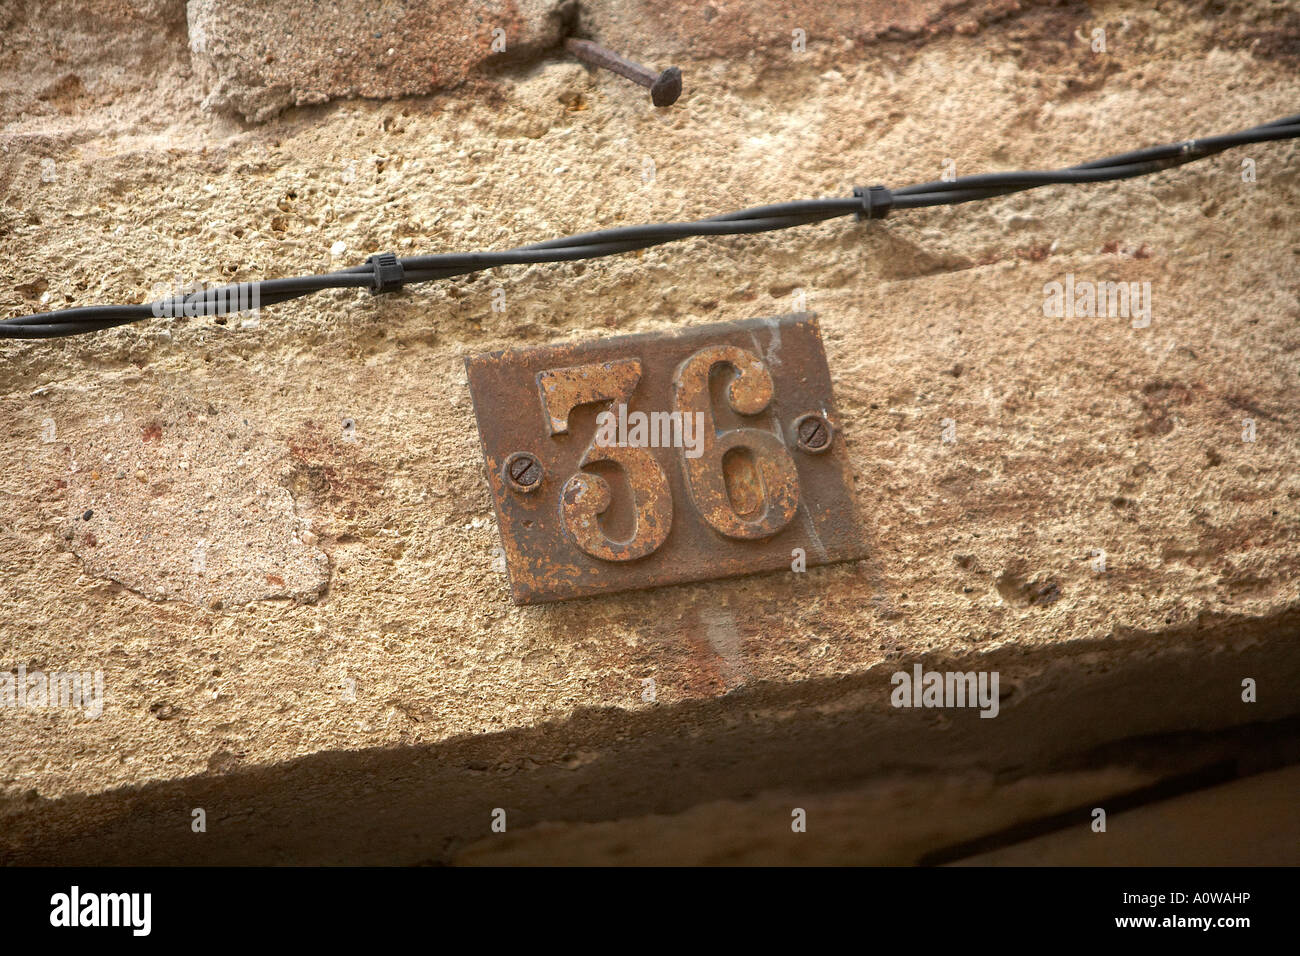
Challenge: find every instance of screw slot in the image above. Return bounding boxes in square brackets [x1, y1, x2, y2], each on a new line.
[503, 451, 544, 492]
[793, 413, 833, 454]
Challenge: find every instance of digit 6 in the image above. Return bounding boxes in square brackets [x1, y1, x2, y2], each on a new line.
[672, 345, 799, 539]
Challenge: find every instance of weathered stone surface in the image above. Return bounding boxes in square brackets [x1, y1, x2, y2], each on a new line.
[187, 0, 570, 121]
[1, 0, 1298, 863]
[954, 765, 1300, 866]
[58, 396, 329, 607]
[0, 1, 190, 128]
[577, 0, 1028, 62]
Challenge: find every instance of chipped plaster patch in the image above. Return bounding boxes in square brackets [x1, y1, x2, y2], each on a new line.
[60, 398, 328, 608]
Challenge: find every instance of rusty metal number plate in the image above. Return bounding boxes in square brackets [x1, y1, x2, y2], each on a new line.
[464, 313, 866, 604]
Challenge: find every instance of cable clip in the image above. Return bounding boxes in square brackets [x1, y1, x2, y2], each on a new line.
[853, 184, 893, 221]
[366, 252, 405, 295]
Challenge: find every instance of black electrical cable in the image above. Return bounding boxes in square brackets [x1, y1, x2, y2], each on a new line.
[4, 112, 1296, 339]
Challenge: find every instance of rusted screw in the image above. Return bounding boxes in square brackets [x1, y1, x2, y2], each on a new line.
[793, 413, 833, 454]
[564, 38, 682, 107]
[503, 451, 544, 493]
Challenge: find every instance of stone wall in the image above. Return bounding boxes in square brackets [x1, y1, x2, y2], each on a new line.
[1, 0, 1297, 863]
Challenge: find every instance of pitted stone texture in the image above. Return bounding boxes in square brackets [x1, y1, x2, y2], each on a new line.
[58, 396, 328, 608]
[0, 1, 189, 124]
[0, 0, 1297, 863]
[577, 0, 1029, 62]
[186, 0, 570, 121]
